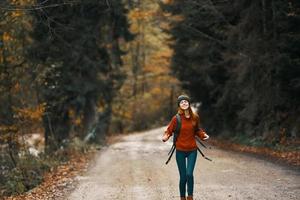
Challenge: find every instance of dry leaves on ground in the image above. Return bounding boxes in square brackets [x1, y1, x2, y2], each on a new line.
[3, 151, 96, 200]
[209, 138, 300, 166]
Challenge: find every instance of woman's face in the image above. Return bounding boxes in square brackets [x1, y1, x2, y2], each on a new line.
[179, 100, 189, 110]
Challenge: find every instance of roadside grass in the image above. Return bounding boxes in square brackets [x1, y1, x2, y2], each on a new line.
[0, 137, 99, 199]
[210, 134, 300, 167]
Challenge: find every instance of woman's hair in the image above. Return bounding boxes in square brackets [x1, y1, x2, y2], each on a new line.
[177, 106, 200, 127]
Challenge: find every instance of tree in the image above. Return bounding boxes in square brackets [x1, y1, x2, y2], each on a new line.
[161, 0, 300, 142]
[110, 0, 180, 133]
[27, 0, 132, 150]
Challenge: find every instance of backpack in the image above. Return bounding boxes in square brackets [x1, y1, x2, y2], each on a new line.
[165, 114, 212, 165]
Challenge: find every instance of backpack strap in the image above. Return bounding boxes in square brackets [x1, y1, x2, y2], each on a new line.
[173, 113, 181, 145]
[166, 114, 181, 165]
[196, 146, 212, 161]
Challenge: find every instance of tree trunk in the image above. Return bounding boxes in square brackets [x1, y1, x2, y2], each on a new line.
[94, 105, 112, 143]
[82, 96, 96, 138]
[271, 0, 277, 39]
[261, 0, 267, 37]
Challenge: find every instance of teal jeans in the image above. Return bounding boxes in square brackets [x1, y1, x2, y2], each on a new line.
[176, 149, 197, 197]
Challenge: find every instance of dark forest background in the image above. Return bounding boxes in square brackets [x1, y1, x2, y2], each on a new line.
[162, 0, 300, 146]
[0, 0, 299, 197]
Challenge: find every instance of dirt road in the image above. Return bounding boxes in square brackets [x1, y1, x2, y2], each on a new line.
[67, 127, 300, 200]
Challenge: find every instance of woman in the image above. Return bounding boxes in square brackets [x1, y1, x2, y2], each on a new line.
[162, 94, 209, 200]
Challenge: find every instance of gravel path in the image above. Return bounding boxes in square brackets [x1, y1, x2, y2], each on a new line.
[67, 127, 300, 200]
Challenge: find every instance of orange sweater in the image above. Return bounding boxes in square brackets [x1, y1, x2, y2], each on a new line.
[164, 113, 206, 151]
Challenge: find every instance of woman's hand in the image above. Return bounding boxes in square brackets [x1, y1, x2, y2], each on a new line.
[198, 129, 209, 141]
[162, 134, 170, 142]
[203, 133, 209, 140]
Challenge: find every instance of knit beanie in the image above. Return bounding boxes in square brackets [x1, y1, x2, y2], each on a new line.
[177, 94, 190, 106]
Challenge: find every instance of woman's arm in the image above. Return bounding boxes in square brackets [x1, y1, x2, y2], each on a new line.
[195, 115, 209, 140]
[162, 116, 177, 142]
[196, 128, 209, 140]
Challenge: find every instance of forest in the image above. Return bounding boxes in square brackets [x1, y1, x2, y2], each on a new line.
[162, 0, 300, 146]
[0, 0, 299, 198]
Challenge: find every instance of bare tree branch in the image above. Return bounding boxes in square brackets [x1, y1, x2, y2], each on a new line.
[0, 0, 113, 11]
[0, 1, 81, 11]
